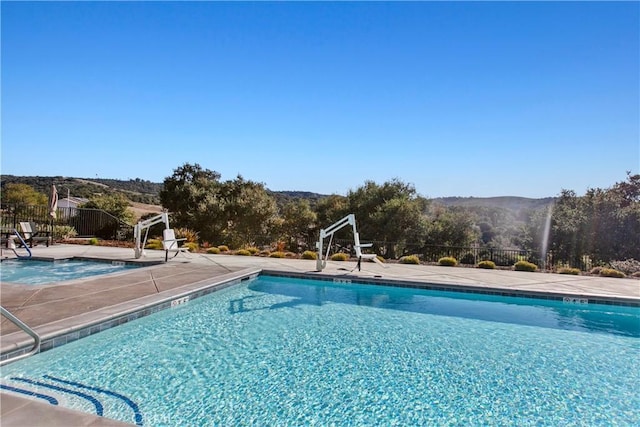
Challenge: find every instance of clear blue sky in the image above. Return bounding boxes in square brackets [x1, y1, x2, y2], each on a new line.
[2, 1, 638, 198]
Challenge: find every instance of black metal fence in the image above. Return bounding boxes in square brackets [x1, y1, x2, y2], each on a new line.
[0, 203, 133, 240]
[323, 238, 594, 270]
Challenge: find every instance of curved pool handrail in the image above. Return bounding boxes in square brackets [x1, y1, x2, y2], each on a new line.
[0, 306, 41, 366]
[11, 229, 32, 259]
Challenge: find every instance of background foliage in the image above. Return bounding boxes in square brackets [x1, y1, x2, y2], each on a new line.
[3, 169, 638, 269]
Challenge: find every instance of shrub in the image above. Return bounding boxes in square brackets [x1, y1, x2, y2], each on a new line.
[599, 268, 626, 278]
[399, 255, 420, 265]
[184, 242, 199, 252]
[218, 245, 229, 252]
[245, 246, 260, 255]
[259, 250, 271, 256]
[376, 255, 385, 263]
[145, 239, 163, 250]
[609, 259, 640, 275]
[301, 251, 318, 260]
[235, 249, 251, 256]
[558, 267, 581, 275]
[477, 260, 496, 269]
[589, 267, 603, 275]
[269, 251, 285, 258]
[89, 237, 99, 245]
[174, 228, 199, 243]
[331, 252, 349, 261]
[514, 260, 537, 272]
[206, 247, 220, 254]
[54, 225, 77, 240]
[438, 257, 458, 267]
[632, 272, 640, 279]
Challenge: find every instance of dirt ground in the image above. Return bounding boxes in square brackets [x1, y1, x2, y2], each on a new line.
[129, 202, 163, 219]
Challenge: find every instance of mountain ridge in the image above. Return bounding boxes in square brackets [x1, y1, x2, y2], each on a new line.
[1, 175, 555, 211]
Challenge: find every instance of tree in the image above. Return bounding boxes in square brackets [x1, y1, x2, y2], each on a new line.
[1, 183, 48, 205]
[82, 193, 135, 224]
[544, 173, 640, 267]
[347, 179, 430, 258]
[280, 199, 317, 251]
[220, 176, 279, 248]
[314, 195, 349, 228]
[424, 205, 479, 248]
[159, 163, 224, 243]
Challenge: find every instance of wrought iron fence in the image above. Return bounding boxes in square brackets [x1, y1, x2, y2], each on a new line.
[0, 204, 133, 241]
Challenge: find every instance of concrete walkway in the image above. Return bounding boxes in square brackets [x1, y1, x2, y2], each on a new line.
[1, 244, 639, 426]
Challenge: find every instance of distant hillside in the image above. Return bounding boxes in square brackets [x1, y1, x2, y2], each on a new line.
[0, 175, 329, 207]
[268, 190, 328, 209]
[433, 196, 555, 212]
[1, 175, 555, 216]
[0, 175, 163, 205]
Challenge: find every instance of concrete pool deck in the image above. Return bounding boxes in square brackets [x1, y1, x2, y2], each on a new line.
[1, 244, 639, 426]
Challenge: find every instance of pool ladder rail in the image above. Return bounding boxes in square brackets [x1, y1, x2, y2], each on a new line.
[0, 306, 41, 366]
[3, 229, 32, 259]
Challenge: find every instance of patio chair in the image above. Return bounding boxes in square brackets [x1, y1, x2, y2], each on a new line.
[162, 228, 190, 262]
[19, 222, 51, 247]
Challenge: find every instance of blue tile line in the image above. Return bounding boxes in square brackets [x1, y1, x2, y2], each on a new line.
[0, 383, 59, 405]
[11, 377, 103, 416]
[44, 375, 143, 426]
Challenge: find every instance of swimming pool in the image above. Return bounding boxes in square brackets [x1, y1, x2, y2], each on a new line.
[0, 259, 141, 285]
[1, 275, 638, 425]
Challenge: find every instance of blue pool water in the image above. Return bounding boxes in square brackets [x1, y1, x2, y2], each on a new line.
[0, 259, 140, 285]
[1, 275, 638, 426]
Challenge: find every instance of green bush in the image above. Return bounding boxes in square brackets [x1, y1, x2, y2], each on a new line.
[174, 228, 199, 243]
[399, 255, 420, 265]
[599, 268, 626, 278]
[301, 251, 318, 260]
[184, 242, 199, 252]
[558, 267, 581, 275]
[269, 251, 285, 258]
[89, 237, 99, 245]
[514, 260, 537, 272]
[438, 257, 458, 267]
[145, 239, 163, 250]
[206, 247, 220, 254]
[246, 246, 260, 255]
[218, 245, 229, 252]
[477, 260, 496, 269]
[235, 249, 251, 256]
[331, 252, 349, 261]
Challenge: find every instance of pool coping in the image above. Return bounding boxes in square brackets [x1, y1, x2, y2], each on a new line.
[263, 270, 640, 307]
[0, 267, 261, 362]
[3, 267, 639, 363]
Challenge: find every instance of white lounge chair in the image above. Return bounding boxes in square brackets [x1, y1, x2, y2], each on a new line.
[19, 222, 51, 247]
[162, 229, 190, 262]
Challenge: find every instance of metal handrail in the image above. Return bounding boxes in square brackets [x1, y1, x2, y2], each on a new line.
[0, 306, 41, 366]
[10, 229, 32, 259]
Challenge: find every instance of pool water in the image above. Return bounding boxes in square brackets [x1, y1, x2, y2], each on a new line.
[1, 276, 638, 426]
[0, 259, 140, 285]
